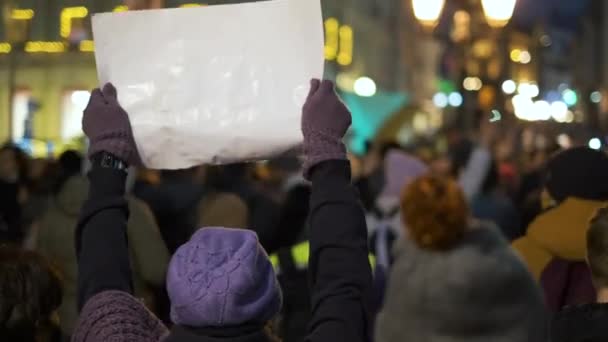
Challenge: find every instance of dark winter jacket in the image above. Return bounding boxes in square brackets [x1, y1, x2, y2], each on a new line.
[513, 198, 605, 310]
[36, 176, 169, 335]
[0, 180, 22, 243]
[134, 178, 204, 253]
[552, 303, 608, 342]
[72, 160, 372, 342]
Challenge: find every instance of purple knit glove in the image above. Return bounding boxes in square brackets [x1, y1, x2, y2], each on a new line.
[302, 79, 351, 179]
[83, 83, 142, 166]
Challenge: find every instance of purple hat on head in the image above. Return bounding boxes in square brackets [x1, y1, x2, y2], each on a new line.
[380, 150, 428, 199]
[167, 228, 282, 327]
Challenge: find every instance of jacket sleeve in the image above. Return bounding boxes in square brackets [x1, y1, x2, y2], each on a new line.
[127, 198, 170, 287]
[459, 145, 491, 201]
[306, 160, 373, 342]
[75, 166, 133, 311]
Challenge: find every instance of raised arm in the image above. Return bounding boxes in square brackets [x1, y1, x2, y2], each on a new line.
[302, 80, 373, 342]
[75, 83, 142, 310]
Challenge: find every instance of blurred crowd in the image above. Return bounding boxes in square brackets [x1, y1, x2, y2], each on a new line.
[2, 98, 608, 341]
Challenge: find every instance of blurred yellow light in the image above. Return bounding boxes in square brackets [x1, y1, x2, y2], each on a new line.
[481, 0, 516, 28]
[412, 0, 445, 28]
[519, 50, 531, 64]
[11, 9, 34, 20]
[463, 76, 483, 91]
[337, 25, 353, 66]
[324, 18, 339, 61]
[25, 41, 66, 53]
[61, 7, 89, 39]
[510, 49, 521, 62]
[79, 40, 95, 52]
[113, 5, 129, 12]
[180, 3, 206, 7]
[0, 43, 12, 54]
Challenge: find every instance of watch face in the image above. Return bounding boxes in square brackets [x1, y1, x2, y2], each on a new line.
[97, 152, 127, 171]
[101, 154, 114, 168]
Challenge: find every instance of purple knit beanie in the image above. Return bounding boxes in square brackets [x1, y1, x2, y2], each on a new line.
[380, 150, 429, 199]
[167, 227, 282, 327]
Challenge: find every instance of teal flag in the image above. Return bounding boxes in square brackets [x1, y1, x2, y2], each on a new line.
[341, 91, 408, 155]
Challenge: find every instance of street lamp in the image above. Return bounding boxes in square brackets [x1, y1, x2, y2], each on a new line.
[412, 0, 445, 28]
[481, 0, 516, 28]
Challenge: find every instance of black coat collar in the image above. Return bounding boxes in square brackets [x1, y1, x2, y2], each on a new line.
[164, 324, 272, 342]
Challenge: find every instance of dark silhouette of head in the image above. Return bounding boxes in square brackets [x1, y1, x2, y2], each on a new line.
[0, 245, 63, 342]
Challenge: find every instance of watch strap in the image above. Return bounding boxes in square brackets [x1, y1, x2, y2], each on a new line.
[91, 152, 129, 173]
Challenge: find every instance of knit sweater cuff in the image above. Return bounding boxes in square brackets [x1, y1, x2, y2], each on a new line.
[303, 129, 347, 180]
[72, 290, 168, 342]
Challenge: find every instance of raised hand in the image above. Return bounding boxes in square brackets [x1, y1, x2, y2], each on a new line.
[301, 79, 352, 179]
[83, 83, 142, 166]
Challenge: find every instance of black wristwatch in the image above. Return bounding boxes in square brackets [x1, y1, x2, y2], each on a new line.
[91, 151, 129, 173]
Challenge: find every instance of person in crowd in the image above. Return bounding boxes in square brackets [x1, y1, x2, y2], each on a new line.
[197, 191, 249, 228]
[0, 144, 28, 244]
[132, 168, 162, 201]
[552, 207, 608, 341]
[516, 145, 561, 231]
[36, 169, 170, 336]
[0, 245, 63, 342]
[471, 159, 522, 241]
[376, 175, 547, 341]
[23, 151, 82, 250]
[22, 158, 55, 229]
[140, 167, 205, 253]
[206, 163, 282, 253]
[269, 182, 312, 342]
[513, 147, 608, 311]
[352, 142, 385, 213]
[71, 81, 372, 342]
[367, 149, 428, 268]
[54, 150, 84, 193]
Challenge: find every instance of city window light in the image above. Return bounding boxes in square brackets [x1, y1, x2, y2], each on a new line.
[519, 50, 532, 64]
[354, 77, 377, 97]
[337, 25, 353, 66]
[25, 41, 66, 53]
[324, 18, 339, 61]
[11, 9, 34, 20]
[113, 6, 129, 12]
[562, 89, 578, 107]
[589, 138, 602, 150]
[557, 134, 571, 149]
[510, 49, 521, 62]
[433, 92, 449, 108]
[412, 0, 445, 28]
[590, 91, 602, 104]
[463, 77, 483, 91]
[71, 91, 91, 110]
[518, 82, 539, 98]
[550, 101, 568, 122]
[79, 40, 94, 52]
[448, 92, 463, 107]
[501, 80, 517, 94]
[481, 0, 516, 28]
[540, 35, 552, 47]
[546, 91, 561, 103]
[533, 100, 551, 121]
[60, 7, 89, 39]
[510, 49, 531, 64]
[513, 95, 552, 121]
[490, 110, 502, 122]
[0, 43, 11, 54]
[180, 3, 205, 7]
